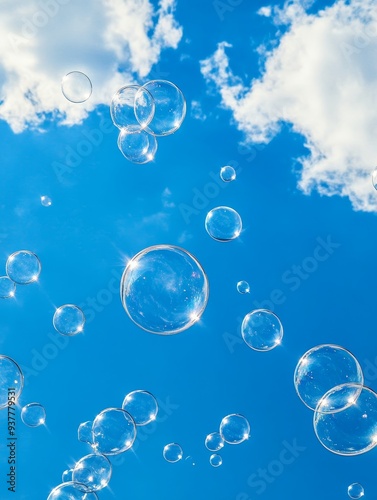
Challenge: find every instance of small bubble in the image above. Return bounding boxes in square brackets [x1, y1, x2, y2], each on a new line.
[237, 281, 250, 294]
[53, 304, 85, 336]
[220, 414, 250, 445]
[61, 71, 92, 103]
[348, 483, 364, 499]
[6, 250, 41, 285]
[205, 432, 224, 451]
[220, 166, 236, 182]
[205, 206, 242, 242]
[242, 309, 283, 351]
[209, 454, 222, 467]
[40, 195, 52, 207]
[21, 403, 46, 427]
[122, 390, 158, 426]
[163, 443, 183, 463]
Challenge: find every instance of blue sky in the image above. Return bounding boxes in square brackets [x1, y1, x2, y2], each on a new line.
[1, 0, 377, 498]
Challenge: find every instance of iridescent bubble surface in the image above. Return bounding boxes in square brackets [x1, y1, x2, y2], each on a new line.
[0, 356, 24, 409]
[241, 309, 283, 351]
[314, 384, 377, 456]
[294, 344, 364, 412]
[78, 421, 93, 444]
[91, 408, 136, 455]
[21, 402, 46, 427]
[209, 454, 222, 467]
[53, 304, 85, 336]
[120, 245, 209, 335]
[122, 390, 158, 426]
[117, 128, 157, 164]
[110, 85, 155, 132]
[140, 80, 186, 136]
[205, 432, 224, 452]
[0, 276, 16, 299]
[220, 166, 236, 182]
[6, 250, 41, 285]
[61, 71, 92, 103]
[205, 206, 242, 242]
[220, 414, 250, 445]
[163, 443, 183, 463]
[47, 482, 98, 499]
[72, 453, 112, 492]
[236, 281, 250, 294]
[348, 483, 365, 499]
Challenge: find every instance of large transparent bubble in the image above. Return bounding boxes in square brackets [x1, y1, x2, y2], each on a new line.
[241, 309, 283, 351]
[47, 481, 98, 499]
[117, 128, 157, 164]
[91, 408, 136, 455]
[72, 453, 112, 492]
[294, 344, 364, 412]
[110, 85, 155, 132]
[0, 355, 24, 409]
[120, 245, 209, 335]
[6, 250, 41, 285]
[122, 390, 158, 426]
[314, 384, 377, 456]
[205, 206, 242, 242]
[61, 71, 92, 103]
[219, 414, 250, 445]
[348, 483, 365, 499]
[140, 80, 186, 136]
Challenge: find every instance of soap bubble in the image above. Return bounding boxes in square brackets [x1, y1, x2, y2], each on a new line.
[140, 80, 186, 136]
[241, 309, 283, 351]
[117, 128, 157, 164]
[78, 421, 93, 444]
[0, 276, 16, 299]
[163, 443, 183, 463]
[61, 71, 92, 103]
[47, 482, 98, 499]
[6, 250, 41, 285]
[314, 384, 377, 456]
[92, 408, 136, 455]
[120, 245, 209, 335]
[220, 166, 236, 182]
[237, 281, 250, 294]
[40, 195, 52, 207]
[294, 344, 364, 412]
[122, 390, 158, 426]
[220, 414, 250, 445]
[72, 453, 112, 492]
[348, 483, 365, 499]
[21, 403, 46, 427]
[62, 469, 73, 483]
[110, 85, 155, 132]
[209, 454, 222, 467]
[0, 356, 24, 409]
[53, 304, 85, 336]
[205, 432, 224, 451]
[372, 167, 377, 190]
[185, 456, 196, 466]
[205, 206, 242, 242]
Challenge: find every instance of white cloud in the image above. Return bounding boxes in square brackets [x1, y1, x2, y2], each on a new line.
[0, 0, 182, 133]
[190, 100, 207, 121]
[201, 0, 377, 212]
[162, 187, 175, 208]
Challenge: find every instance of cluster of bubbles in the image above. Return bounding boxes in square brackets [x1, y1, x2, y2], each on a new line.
[0, 250, 41, 299]
[110, 80, 186, 164]
[49, 390, 159, 498]
[348, 483, 365, 499]
[120, 245, 209, 335]
[61, 71, 93, 104]
[294, 344, 377, 456]
[204, 414, 250, 467]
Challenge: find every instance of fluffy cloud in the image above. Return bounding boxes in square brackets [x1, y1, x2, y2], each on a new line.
[201, 0, 377, 212]
[1, 0, 182, 132]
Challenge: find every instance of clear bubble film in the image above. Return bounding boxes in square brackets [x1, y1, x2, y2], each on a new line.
[72, 453, 112, 492]
[117, 128, 157, 164]
[122, 390, 158, 426]
[0, 355, 24, 409]
[205, 432, 224, 451]
[236, 280, 250, 294]
[241, 309, 283, 351]
[120, 245, 209, 335]
[41, 195, 52, 207]
[205, 206, 242, 242]
[6, 250, 41, 285]
[348, 483, 365, 499]
[110, 85, 155, 132]
[314, 384, 377, 456]
[53, 304, 85, 336]
[61, 71, 92, 103]
[209, 454, 223, 467]
[163, 443, 183, 463]
[294, 344, 364, 412]
[21, 403, 46, 427]
[91, 408, 136, 455]
[220, 166, 236, 182]
[140, 80, 186, 136]
[220, 414, 250, 445]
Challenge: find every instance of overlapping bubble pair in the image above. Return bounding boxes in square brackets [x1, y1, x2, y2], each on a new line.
[110, 80, 186, 164]
[294, 344, 377, 456]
